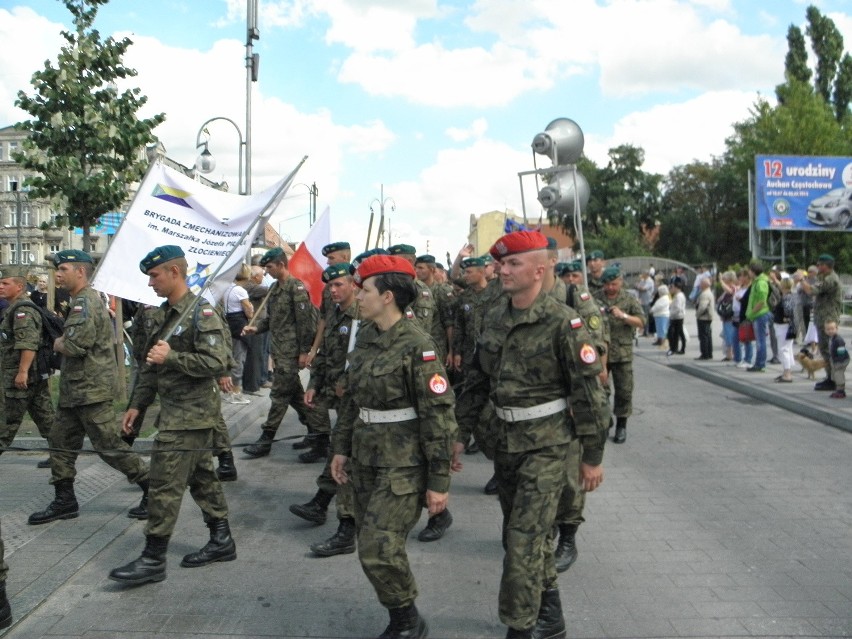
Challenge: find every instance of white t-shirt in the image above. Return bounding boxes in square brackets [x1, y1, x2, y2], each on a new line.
[225, 284, 249, 313]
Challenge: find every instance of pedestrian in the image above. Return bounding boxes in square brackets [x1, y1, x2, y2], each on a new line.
[650, 284, 670, 348]
[109, 245, 235, 585]
[0, 265, 55, 468]
[826, 320, 849, 399]
[468, 231, 608, 639]
[596, 266, 646, 443]
[695, 277, 714, 360]
[799, 255, 843, 391]
[242, 247, 320, 458]
[330, 254, 457, 639]
[773, 278, 796, 383]
[745, 261, 772, 373]
[221, 264, 253, 404]
[734, 269, 753, 368]
[633, 270, 655, 336]
[241, 265, 268, 393]
[667, 278, 687, 355]
[717, 271, 737, 362]
[29, 250, 149, 526]
[290, 263, 358, 557]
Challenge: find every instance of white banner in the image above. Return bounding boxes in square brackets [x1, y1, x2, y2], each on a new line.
[92, 160, 303, 306]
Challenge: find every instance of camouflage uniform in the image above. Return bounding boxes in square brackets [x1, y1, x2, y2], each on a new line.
[596, 288, 645, 418]
[0, 298, 55, 452]
[50, 286, 148, 486]
[811, 269, 843, 373]
[587, 274, 604, 296]
[307, 301, 359, 520]
[474, 292, 607, 630]
[428, 282, 455, 362]
[332, 319, 457, 610]
[129, 291, 230, 537]
[545, 278, 568, 304]
[408, 280, 437, 335]
[255, 276, 321, 438]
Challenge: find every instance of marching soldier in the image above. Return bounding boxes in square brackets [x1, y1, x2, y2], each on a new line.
[800, 254, 843, 391]
[414, 254, 455, 366]
[110, 245, 235, 585]
[585, 250, 606, 295]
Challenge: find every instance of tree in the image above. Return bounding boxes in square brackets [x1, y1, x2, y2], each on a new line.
[13, 0, 165, 250]
[806, 5, 844, 106]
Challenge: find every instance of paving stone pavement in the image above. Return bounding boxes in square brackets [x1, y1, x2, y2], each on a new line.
[0, 315, 850, 638]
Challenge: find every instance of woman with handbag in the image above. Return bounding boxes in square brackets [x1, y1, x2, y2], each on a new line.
[734, 269, 754, 369]
[773, 278, 796, 383]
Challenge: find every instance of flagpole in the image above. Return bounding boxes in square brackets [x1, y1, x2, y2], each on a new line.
[160, 156, 308, 341]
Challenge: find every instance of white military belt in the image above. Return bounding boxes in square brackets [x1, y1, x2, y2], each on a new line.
[358, 407, 418, 424]
[494, 398, 568, 423]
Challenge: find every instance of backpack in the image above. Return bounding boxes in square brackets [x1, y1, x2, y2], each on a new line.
[18, 300, 65, 380]
[715, 293, 734, 320]
[768, 280, 782, 312]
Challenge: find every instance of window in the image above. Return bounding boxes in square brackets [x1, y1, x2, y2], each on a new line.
[21, 243, 31, 264]
[21, 207, 30, 227]
[89, 238, 98, 252]
[49, 242, 61, 254]
[8, 209, 16, 227]
[9, 243, 16, 264]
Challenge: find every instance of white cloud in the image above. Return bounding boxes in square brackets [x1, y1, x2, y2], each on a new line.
[445, 117, 488, 142]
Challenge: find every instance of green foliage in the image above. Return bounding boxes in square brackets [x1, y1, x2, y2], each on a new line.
[580, 224, 650, 260]
[12, 0, 165, 248]
[783, 25, 811, 87]
[806, 5, 844, 105]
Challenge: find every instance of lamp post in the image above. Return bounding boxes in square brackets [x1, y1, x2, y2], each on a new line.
[195, 117, 246, 194]
[367, 184, 395, 250]
[292, 182, 319, 226]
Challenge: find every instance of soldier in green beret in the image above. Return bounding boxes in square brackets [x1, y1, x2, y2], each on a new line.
[29, 251, 150, 526]
[243, 247, 321, 458]
[306, 241, 353, 374]
[414, 254, 455, 366]
[109, 245, 235, 585]
[595, 266, 645, 444]
[0, 264, 56, 468]
[800, 253, 843, 390]
[585, 250, 606, 294]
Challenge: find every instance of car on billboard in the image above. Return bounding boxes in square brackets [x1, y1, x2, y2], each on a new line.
[807, 188, 852, 228]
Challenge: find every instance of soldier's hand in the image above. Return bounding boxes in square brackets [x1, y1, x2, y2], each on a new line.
[580, 462, 604, 492]
[53, 336, 66, 354]
[598, 370, 609, 385]
[451, 442, 465, 473]
[122, 409, 140, 435]
[147, 340, 171, 365]
[218, 377, 234, 393]
[452, 354, 462, 371]
[14, 371, 28, 390]
[298, 352, 310, 369]
[241, 326, 257, 336]
[304, 389, 317, 408]
[330, 454, 349, 484]
[457, 243, 474, 259]
[305, 348, 317, 367]
[426, 490, 448, 515]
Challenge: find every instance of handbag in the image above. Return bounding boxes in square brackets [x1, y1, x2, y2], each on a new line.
[738, 320, 755, 343]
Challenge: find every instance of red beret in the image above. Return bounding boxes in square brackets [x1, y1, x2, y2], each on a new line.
[489, 231, 549, 260]
[353, 255, 416, 287]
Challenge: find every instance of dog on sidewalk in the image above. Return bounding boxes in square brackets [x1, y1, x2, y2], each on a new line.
[795, 351, 827, 379]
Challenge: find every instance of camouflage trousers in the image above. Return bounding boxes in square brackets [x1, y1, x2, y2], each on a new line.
[211, 411, 232, 455]
[554, 438, 585, 527]
[0, 518, 6, 584]
[607, 360, 634, 418]
[494, 443, 569, 630]
[453, 371, 496, 460]
[262, 365, 328, 436]
[314, 393, 353, 520]
[351, 463, 426, 609]
[0, 380, 55, 453]
[145, 429, 229, 538]
[50, 402, 148, 486]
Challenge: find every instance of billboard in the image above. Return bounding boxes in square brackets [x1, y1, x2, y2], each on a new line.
[755, 155, 852, 231]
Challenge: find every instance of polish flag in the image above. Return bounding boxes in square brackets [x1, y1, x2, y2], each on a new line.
[288, 206, 331, 307]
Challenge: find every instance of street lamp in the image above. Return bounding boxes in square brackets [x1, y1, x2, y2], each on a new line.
[367, 184, 395, 250]
[291, 182, 319, 226]
[195, 118, 246, 194]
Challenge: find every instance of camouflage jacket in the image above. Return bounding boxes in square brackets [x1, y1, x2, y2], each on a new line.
[130, 291, 230, 430]
[587, 274, 604, 296]
[429, 282, 455, 355]
[255, 276, 317, 365]
[452, 284, 492, 371]
[475, 291, 608, 464]
[307, 301, 360, 397]
[595, 288, 645, 364]
[332, 318, 458, 493]
[545, 278, 568, 304]
[408, 279, 437, 334]
[58, 286, 117, 408]
[0, 297, 41, 395]
[812, 270, 843, 322]
[566, 284, 608, 356]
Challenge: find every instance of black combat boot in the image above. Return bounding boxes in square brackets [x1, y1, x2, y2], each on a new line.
[0, 581, 12, 629]
[28, 479, 79, 525]
[531, 588, 566, 639]
[181, 519, 237, 567]
[417, 509, 452, 542]
[108, 535, 169, 585]
[378, 603, 428, 639]
[554, 523, 578, 573]
[505, 627, 533, 639]
[244, 430, 275, 458]
[216, 451, 238, 482]
[127, 479, 149, 519]
[310, 517, 356, 556]
[613, 417, 627, 444]
[292, 435, 312, 450]
[297, 434, 329, 464]
[36, 457, 51, 469]
[484, 474, 499, 495]
[289, 489, 334, 525]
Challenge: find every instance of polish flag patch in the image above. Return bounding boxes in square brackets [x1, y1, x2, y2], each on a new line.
[422, 350, 437, 361]
[428, 373, 449, 394]
[72, 305, 83, 314]
[15, 312, 26, 319]
[569, 317, 583, 329]
[202, 308, 214, 317]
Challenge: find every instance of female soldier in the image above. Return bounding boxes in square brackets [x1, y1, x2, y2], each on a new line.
[331, 255, 457, 639]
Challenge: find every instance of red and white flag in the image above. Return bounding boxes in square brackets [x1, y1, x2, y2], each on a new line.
[288, 206, 331, 307]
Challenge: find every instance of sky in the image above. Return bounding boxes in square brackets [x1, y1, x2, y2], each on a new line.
[2, 0, 852, 263]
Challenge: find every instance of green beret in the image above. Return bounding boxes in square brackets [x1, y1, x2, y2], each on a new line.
[461, 257, 485, 269]
[350, 248, 389, 273]
[415, 254, 436, 265]
[387, 244, 416, 256]
[480, 254, 493, 264]
[546, 237, 558, 250]
[322, 263, 351, 283]
[586, 250, 604, 261]
[54, 250, 93, 266]
[0, 264, 29, 279]
[435, 262, 446, 270]
[322, 242, 350, 256]
[259, 247, 285, 266]
[139, 245, 185, 274]
[600, 265, 621, 283]
[817, 253, 835, 264]
[554, 262, 571, 276]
